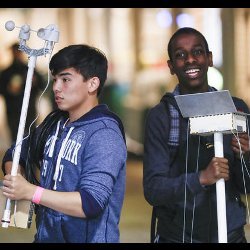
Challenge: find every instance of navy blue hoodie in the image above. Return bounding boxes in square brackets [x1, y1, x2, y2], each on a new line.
[3, 104, 127, 243]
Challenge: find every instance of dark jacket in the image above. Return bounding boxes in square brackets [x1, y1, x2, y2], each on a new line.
[143, 90, 250, 243]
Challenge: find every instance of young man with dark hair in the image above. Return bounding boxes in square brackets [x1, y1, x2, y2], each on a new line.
[2, 44, 127, 243]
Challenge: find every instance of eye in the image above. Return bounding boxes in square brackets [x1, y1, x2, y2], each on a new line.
[62, 77, 70, 83]
[193, 49, 203, 56]
[175, 51, 186, 59]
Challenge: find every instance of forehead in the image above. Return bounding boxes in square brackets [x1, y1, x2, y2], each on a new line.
[171, 33, 206, 51]
[53, 67, 78, 77]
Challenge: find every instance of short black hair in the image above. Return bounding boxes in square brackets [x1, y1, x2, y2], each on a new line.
[11, 42, 19, 50]
[167, 27, 210, 61]
[49, 44, 108, 96]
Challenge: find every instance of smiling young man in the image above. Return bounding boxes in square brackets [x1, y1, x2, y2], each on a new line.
[143, 27, 250, 243]
[1, 44, 127, 243]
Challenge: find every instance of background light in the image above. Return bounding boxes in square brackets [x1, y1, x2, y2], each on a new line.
[176, 13, 194, 28]
[156, 10, 172, 28]
[208, 67, 223, 90]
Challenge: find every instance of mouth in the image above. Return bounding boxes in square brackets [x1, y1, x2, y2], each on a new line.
[185, 68, 200, 78]
[55, 96, 63, 103]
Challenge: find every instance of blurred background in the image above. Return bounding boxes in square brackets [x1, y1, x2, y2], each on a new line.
[0, 8, 250, 242]
[0, 8, 249, 154]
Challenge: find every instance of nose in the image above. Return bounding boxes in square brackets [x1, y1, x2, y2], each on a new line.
[185, 52, 196, 64]
[52, 79, 61, 93]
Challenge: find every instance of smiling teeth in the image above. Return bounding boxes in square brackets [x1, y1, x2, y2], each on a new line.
[186, 69, 200, 73]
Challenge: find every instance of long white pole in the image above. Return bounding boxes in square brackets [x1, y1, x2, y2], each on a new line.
[1, 55, 37, 228]
[214, 132, 227, 243]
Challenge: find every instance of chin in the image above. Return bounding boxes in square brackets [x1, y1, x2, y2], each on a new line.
[57, 105, 67, 111]
[188, 81, 205, 89]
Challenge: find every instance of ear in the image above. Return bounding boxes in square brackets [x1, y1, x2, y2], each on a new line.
[167, 59, 175, 75]
[88, 77, 100, 94]
[208, 51, 213, 67]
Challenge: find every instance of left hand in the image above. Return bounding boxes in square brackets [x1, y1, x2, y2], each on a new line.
[231, 133, 250, 157]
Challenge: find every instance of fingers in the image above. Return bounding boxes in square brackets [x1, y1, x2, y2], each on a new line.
[212, 158, 229, 180]
[1, 174, 29, 201]
[2, 175, 21, 199]
[232, 133, 250, 153]
[2, 183, 16, 200]
[3, 174, 16, 188]
[200, 157, 230, 186]
[3, 174, 12, 181]
[2, 175, 14, 197]
[211, 157, 228, 165]
[2, 188, 14, 199]
[211, 157, 229, 180]
[3, 176, 12, 189]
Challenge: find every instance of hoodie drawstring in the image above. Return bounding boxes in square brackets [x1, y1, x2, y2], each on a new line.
[48, 120, 61, 157]
[53, 127, 74, 190]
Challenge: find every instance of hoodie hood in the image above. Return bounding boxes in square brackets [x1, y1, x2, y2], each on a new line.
[67, 104, 126, 143]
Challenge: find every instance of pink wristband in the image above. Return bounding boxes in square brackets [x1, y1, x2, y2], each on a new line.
[32, 186, 44, 204]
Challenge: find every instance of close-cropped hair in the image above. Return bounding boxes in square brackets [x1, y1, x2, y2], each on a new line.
[167, 27, 210, 61]
[49, 44, 108, 96]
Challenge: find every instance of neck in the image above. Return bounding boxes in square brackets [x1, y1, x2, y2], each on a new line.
[68, 100, 99, 123]
[179, 84, 209, 95]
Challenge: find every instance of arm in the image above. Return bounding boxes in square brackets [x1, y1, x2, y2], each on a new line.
[230, 97, 250, 192]
[143, 104, 231, 207]
[143, 104, 204, 206]
[2, 127, 126, 218]
[232, 97, 250, 157]
[231, 98, 250, 157]
[79, 127, 126, 217]
[2, 124, 41, 177]
[2, 124, 84, 217]
[2, 173, 85, 217]
[2, 135, 31, 176]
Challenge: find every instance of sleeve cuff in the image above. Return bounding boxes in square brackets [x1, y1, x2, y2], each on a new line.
[187, 172, 208, 195]
[79, 189, 103, 218]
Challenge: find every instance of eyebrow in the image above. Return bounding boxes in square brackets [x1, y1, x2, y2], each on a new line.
[174, 44, 203, 51]
[58, 72, 73, 77]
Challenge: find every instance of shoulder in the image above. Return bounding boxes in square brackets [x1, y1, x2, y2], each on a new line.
[146, 92, 178, 119]
[86, 123, 127, 157]
[147, 101, 167, 120]
[85, 116, 126, 144]
[232, 96, 250, 113]
[144, 100, 171, 134]
[100, 117, 123, 131]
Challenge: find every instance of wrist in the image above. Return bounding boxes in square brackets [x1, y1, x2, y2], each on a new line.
[32, 186, 44, 205]
[198, 171, 205, 186]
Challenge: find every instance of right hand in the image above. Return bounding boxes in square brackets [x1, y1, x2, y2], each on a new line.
[199, 157, 229, 186]
[2, 173, 35, 201]
[4, 161, 24, 176]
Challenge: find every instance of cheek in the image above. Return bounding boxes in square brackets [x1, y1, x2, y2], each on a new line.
[70, 88, 86, 101]
[170, 63, 183, 75]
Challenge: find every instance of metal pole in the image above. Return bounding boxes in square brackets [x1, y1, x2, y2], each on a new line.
[1, 56, 36, 228]
[214, 132, 228, 243]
